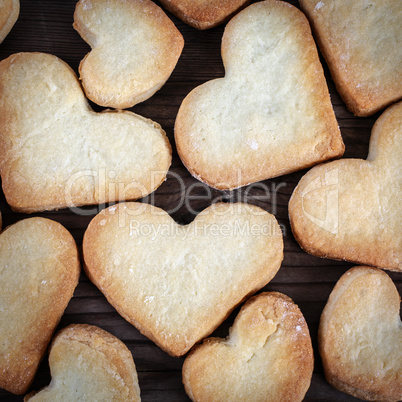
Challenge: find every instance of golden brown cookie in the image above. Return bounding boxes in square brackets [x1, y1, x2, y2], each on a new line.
[0, 52, 171, 213]
[83, 202, 283, 356]
[299, 0, 402, 116]
[25, 324, 141, 401]
[159, 0, 251, 29]
[74, 0, 184, 108]
[0, 218, 80, 395]
[175, 0, 344, 190]
[289, 101, 401, 271]
[0, 0, 19, 43]
[319, 266, 402, 401]
[183, 292, 314, 401]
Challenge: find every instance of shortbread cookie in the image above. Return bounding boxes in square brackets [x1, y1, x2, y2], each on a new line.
[299, 0, 402, 116]
[74, 0, 184, 108]
[25, 324, 141, 401]
[175, 0, 344, 190]
[159, 0, 250, 30]
[289, 101, 401, 271]
[0, 0, 19, 43]
[319, 266, 402, 401]
[0, 52, 171, 213]
[0, 218, 80, 395]
[83, 202, 283, 356]
[183, 292, 314, 402]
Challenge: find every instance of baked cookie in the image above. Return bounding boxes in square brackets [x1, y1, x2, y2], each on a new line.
[83, 202, 283, 356]
[0, 218, 80, 395]
[0, 0, 19, 43]
[175, 0, 344, 190]
[25, 324, 141, 401]
[74, 0, 184, 108]
[299, 0, 402, 116]
[159, 0, 250, 30]
[319, 266, 402, 401]
[289, 101, 401, 271]
[0, 52, 171, 213]
[183, 292, 314, 402]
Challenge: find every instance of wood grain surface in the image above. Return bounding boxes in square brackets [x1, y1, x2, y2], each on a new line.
[0, 0, 400, 400]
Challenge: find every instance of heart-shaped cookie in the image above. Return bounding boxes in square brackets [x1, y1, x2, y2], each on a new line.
[299, 0, 402, 116]
[183, 292, 314, 401]
[0, 217, 80, 395]
[159, 0, 251, 30]
[0, 52, 171, 213]
[174, 0, 344, 190]
[0, 0, 19, 43]
[83, 202, 283, 356]
[319, 266, 402, 401]
[289, 101, 401, 271]
[25, 324, 141, 401]
[74, 0, 184, 108]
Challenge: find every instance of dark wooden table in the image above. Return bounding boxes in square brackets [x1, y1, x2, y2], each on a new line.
[0, 0, 400, 400]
